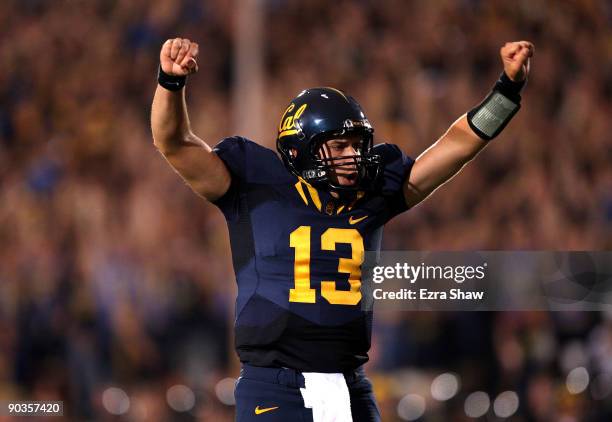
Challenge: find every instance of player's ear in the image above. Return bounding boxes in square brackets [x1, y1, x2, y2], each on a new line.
[289, 148, 298, 158]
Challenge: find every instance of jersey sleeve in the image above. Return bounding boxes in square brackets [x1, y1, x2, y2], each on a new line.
[211, 136, 250, 220]
[211, 136, 286, 220]
[373, 143, 415, 222]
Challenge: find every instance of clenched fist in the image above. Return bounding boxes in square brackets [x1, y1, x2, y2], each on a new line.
[160, 38, 199, 76]
[500, 41, 534, 82]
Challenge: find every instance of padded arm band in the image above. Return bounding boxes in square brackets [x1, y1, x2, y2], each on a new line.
[467, 72, 526, 141]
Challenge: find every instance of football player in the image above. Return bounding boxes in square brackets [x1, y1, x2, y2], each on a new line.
[151, 38, 534, 422]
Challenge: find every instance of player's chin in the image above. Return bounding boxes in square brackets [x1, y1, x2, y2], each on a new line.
[336, 173, 358, 186]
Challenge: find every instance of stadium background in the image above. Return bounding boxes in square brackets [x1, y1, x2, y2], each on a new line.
[0, 0, 610, 420]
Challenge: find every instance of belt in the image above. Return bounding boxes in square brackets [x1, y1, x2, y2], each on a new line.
[240, 364, 365, 389]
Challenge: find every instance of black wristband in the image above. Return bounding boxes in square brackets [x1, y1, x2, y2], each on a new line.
[157, 65, 186, 91]
[493, 72, 526, 103]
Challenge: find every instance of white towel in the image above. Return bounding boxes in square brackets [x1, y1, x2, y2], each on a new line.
[300, 372, 352, 422]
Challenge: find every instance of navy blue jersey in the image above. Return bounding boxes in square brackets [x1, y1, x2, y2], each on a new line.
[212, 137, 413, 372]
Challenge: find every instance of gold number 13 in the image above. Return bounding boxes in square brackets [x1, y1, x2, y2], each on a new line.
[289, 226, 364, 305]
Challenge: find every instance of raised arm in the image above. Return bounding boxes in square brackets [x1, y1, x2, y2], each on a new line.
[151, 38, 231, 201]
[404, 40, 534, 208]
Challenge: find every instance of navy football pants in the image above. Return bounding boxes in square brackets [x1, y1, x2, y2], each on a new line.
[234, 364, 381, 422]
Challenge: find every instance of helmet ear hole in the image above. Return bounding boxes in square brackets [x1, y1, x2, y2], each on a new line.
[289, 148, 298, 158]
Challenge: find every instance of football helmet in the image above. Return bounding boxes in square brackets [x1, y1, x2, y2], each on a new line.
[276, 87, 381, 192]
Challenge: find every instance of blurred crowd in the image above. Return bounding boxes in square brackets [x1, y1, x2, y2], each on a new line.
[0, 0, 610, 420]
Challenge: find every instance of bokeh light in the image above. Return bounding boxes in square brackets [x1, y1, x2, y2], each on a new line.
[215, 377, 237, 406]
[464, 391, 490, 418]
[493, 391, 519, 418]
[102, 387, 130, 415]
[430, 372, 460, 401]
[166, 384, 196, 412]
[397, 394, 426, 421]
[566, 367, 590, 395]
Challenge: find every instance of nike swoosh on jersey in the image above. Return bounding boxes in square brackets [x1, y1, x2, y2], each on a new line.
[349, 215, 368, 225]
[255, 406, 279, 415]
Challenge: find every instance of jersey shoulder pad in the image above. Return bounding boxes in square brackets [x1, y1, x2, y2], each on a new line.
[213, 136, 290, 183]
[372, 143, 414, 194]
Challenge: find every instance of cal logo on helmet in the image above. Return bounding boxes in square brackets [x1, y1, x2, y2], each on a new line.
[278, 103, 308, 138]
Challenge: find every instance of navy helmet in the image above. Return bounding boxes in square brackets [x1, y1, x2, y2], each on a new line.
[276, 87, 381, 192]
